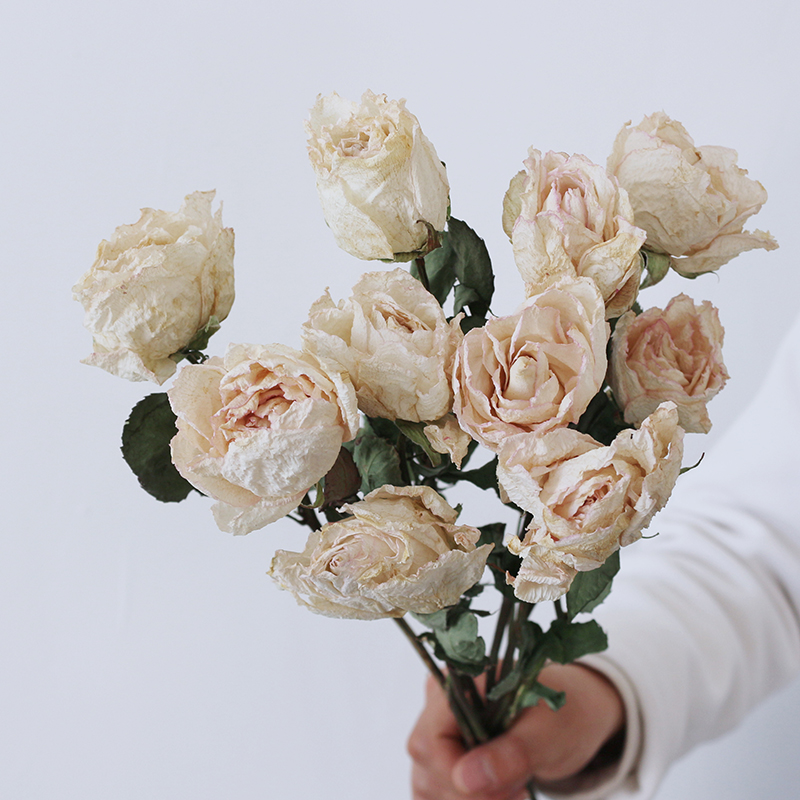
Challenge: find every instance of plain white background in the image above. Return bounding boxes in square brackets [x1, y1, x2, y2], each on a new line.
[2, 1, 799, 797]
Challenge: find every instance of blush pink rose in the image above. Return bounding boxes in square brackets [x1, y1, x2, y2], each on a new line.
[168, 344, 359, 535]
[452, 277, 608, 450]
[497, 403, 684, 601]
[503, 150, 646, 319]
[609, 295, 728, 433]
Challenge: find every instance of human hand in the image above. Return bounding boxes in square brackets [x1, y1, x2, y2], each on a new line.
[407, 663, 625, 800]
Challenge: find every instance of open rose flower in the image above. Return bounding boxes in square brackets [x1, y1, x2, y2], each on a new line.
[502, 150, 646, 319]
[610, 295, 728, 433]
[452, 277, 608, 450]
[306, 90, 449, 261]
[268, 485, 492, 620]
[607, 112, 778, 276]
[497, 403, 684, 601]
[73, 190, 235, 383]
[168, 344, 359, 535]
[302, 268, 463, 422]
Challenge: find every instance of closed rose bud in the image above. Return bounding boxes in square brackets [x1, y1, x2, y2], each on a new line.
[306, 91, 449, 261]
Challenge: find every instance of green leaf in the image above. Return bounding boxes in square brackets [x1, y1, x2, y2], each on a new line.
[351, 429, 403, 494]
[486, 664, 524, 701]
[457, 457, 499, 492]
[517, 619, 545, 661]
[517, 681, 567, 713]
[573, 389, 629, 446]
[448, 217, 494, 316]
[680, 453, 705, 476]
[412, 608, 450, 630]
[540, 618, 609, 664]
[394, 419, 442, 467]
[433, 612, 486, 669]
[412, 234, 458, 306]
[639, 249, 672, 289]
[459, 315, 487, 334]
[121, 393, 196, 503]
[566, 550, 620, 620]
[478, 521, 520, 599]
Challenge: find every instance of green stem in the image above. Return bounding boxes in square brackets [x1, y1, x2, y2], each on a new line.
[485, 595, 514, 701]
[393, 617, 445, 688]
[392, 618, 481, 748]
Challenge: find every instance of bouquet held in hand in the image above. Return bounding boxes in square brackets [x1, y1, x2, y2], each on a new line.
[74, 94, 777, 798]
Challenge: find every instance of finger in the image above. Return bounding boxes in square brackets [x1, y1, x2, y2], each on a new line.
[408, 676, 464, 765]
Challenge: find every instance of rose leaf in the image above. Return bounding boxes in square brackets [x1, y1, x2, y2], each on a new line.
[412, 233, 458, 306]
[352, 430, 403, 494]
[121, 393, 196, 503]
[566, 550, 620, 620]
[540, 618, 609, 664]
[447, 217, 494, 316]
[516, 681, 567, 713]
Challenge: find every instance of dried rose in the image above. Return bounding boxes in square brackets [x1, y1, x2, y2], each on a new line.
[452, 278, 608, 450]
[168, 344, 359, 535]
[610, 295, 728, 433]
[306, 90, 449, 261]
[497, 403, 684, 601]
[73, 191, 235, 384]
[607, 112, 778, 276]
[268, 485, 491, 620]
[301, 268, 463, 422]
[502, 150, 646, 319]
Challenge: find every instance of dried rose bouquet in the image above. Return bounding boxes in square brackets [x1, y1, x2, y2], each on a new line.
[74, 94, 776, 799]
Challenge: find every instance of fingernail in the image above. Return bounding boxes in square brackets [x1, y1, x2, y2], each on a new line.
[455, 754, 497, 793]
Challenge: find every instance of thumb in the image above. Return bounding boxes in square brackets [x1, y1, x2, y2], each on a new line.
[452, 727, 537, 795]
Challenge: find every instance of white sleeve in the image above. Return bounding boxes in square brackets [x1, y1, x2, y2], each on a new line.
[544, 313, 800, 799]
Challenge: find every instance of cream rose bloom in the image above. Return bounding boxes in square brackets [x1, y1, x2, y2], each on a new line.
[168, 344, 359, 535]
[610, 295, 728, 433]
[502, 150, 646, 319]
[452, 278, 608, 450]
[607, 112, 778, 276]
[301, 268, 463, 422]
[268, 485, 492, 620]
[73, 190, 235, 384]
[306, 90, 449, 261]
[497, 403, 684, 602]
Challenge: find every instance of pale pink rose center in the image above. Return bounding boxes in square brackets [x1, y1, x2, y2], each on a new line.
[547, 468, 617, 529]
[320, 531, 399, 580]
[215, 364, 321, 442]
[631, 319, 713, 395]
